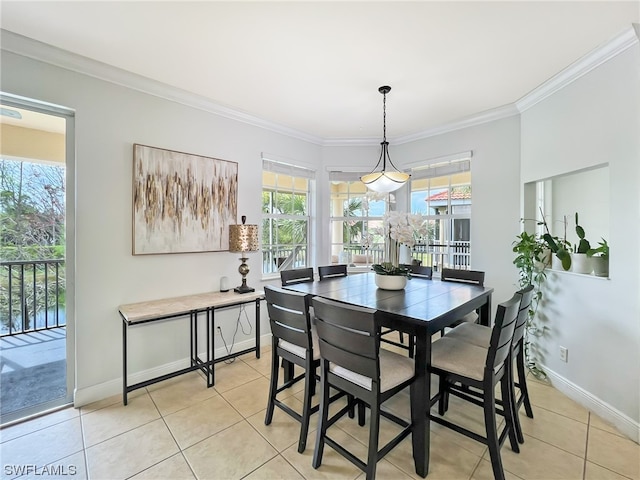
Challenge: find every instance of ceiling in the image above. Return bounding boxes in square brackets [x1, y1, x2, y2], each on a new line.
[1, 1, 638, 140]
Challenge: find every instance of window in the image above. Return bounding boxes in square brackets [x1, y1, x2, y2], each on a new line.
[328, 172, 389, 267]
[262, 158, 315, 275]
[409, 157, 472, 270]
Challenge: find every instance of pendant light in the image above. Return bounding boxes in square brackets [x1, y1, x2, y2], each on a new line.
[360, 86, 410, 193]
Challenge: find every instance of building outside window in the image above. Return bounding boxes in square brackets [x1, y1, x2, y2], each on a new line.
[409, 157, 472, 271]
[328, 172, 389, 268]
[262, 158, 315, 275]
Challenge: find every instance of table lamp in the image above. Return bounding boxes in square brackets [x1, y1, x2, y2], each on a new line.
[228, 215, 259, 293]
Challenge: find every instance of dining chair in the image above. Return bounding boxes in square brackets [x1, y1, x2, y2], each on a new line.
[280, 267, 314, 287]
[318, 264, 348, 281]
[311, 296, 417, 480]
[440, 268, 485, 331]
[264, 285, 345, 453]
[443, 284, 536, 444]
[380, 264, 433, 356]
[429, 292, 522, 480]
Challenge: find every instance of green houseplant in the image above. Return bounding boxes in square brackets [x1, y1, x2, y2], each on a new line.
[512, 227, 548, 379]
[540, 212, 572, 271]
[587, 238, 609, 277]
[571, 212, 593, 274]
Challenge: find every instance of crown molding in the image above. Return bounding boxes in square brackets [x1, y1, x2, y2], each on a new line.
[393, 104, 520, 145]
[516, 24, 639, 113]
[3, 25, 637, 148]
[0, 29, 324, 146]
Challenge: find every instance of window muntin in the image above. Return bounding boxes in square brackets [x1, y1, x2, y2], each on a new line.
[262, 166, 312, 275]
[410, 161, 471, 271]
[329, 179, 388, 267]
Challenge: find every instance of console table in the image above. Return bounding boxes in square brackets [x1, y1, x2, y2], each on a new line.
[118, 290, 264, 405]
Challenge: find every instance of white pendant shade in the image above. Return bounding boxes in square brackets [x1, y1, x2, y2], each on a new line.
[360, 85, 410, 193]
[361, 171, 410, 193]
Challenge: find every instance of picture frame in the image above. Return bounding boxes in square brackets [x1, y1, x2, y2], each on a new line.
[132, 144, 238, 255]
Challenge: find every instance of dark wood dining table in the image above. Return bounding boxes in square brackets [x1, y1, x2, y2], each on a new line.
[283, 271, 493, 477]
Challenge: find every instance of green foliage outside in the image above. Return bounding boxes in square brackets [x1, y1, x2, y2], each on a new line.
[0, 159, 66, 332]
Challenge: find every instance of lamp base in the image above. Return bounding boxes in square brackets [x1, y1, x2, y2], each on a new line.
[234, 284, 255, 294]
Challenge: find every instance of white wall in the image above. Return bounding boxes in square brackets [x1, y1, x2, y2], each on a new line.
[521, 42, 640, 439]
[0, 49, 321, 404]
[393, 116, 523, 312]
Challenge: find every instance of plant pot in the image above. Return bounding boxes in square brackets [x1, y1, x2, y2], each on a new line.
[591, 256, 609, 277]
[374, 274, 407, 290]
[551, 255, 565, 271]
[571, 253, 593, 275]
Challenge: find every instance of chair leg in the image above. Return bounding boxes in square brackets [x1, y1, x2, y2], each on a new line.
[508, 357, 525, 444]
[484, 386, 506, 480]
[516, 349, 534, 418]
[312, 362, 330, 469]
[365, 402, 380, 480]
[358, 400, 366, 427]
[408, 335, 415, 359]
[438, 376, 449, 416]
[297, 358, 315, 453]
[501, 373, 520, 453]
[265, 348, 279, 425]
[399, 332, 405, 343]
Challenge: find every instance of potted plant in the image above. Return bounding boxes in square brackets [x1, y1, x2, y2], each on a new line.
[571, 212, 592, 274]
[370, 211, 429, 290]
[588, 238, 609, 277]
[541, 213, 572, 271]
[512, 226, 548, 380]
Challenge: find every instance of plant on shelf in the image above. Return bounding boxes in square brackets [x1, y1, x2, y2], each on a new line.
[588, 238, 610, 277]
[541, 212, 572, 271]
[571, 212, 593, 274]
[512, 224, 548, 380]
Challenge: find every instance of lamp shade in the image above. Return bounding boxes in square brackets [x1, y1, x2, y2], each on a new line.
[229, 224, 259, 252]
[361, 171, 411, 193]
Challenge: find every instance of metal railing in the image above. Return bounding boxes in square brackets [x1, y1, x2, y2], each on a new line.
[262, 246, 309, 275]
[412, 241, 470, 271]
[0, 259, 66, 337]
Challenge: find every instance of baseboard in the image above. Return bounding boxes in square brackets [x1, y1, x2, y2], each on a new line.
[74, 333, 272, 407]
[540, 364, 639, 443]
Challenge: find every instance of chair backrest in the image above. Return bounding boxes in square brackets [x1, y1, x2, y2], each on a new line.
[441, 268, 485, 286]
[410, 265, 433, 279]
[512, 284, 535, 346]
[280, 267, 314, 286]
[264, 285, 313, 352]
[312, 297, 380, 388]
[486, 293, 521, 378]
[318, 264, 348, 281]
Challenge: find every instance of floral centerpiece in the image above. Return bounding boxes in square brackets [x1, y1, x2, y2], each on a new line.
[370, 211, 430, 286]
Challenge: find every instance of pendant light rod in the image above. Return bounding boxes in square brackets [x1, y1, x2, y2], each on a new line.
[361, 85, 410, 193]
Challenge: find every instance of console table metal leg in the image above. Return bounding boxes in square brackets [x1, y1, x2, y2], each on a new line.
[210, 308, 215, 386]
[207, 308, 213, 387]
[255, 298, 261, 359]
[122, 319, 128, 406]
[190, 312, 195, 366]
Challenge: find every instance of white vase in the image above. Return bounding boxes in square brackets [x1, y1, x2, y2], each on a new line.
[591, 256, 609, 277]
[571, 253, 593, 275]
[375, 274, 407, 290]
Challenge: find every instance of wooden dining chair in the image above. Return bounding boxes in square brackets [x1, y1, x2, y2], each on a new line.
[380, 264, 433, 357]
[429, 292, 522, 480]
[443, 284, 536, 444]
[440, 268, 485, 331]
[263, 285, 346, 453]
[311, 297, 417, 480]
[318, 264, 348, 281]
[280, 267, 314, 286]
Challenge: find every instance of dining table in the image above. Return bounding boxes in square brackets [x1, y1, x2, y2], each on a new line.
[283, 271, 493, 477]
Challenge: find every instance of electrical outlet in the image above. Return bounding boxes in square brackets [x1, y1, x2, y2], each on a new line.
[559, 346, 568, 362]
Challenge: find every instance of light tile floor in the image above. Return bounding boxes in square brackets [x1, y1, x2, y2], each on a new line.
[1, 340, 638, 480]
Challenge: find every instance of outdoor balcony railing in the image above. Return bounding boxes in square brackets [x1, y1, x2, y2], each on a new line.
[0, 259, 66, 337]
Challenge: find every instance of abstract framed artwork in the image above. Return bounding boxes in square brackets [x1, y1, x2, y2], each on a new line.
[133, 144, 238, 255]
